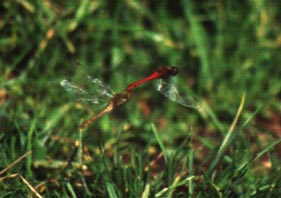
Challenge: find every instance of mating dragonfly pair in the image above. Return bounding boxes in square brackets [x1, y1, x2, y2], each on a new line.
[61, 66, 196, 129]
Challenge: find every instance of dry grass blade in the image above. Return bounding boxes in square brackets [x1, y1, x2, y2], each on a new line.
[0, 150, 32, 175]
[0, 150, 43, 198]
[210, 93, 246, 171]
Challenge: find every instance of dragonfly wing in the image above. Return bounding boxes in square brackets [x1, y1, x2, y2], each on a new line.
[60, 79, 86, 94]
[154, 79, 197, 108]
[60, 79, 102, 104]
[86, 76, 114, 98]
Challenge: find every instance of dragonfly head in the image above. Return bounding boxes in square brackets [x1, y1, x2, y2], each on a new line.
[157, 66, 179, 79]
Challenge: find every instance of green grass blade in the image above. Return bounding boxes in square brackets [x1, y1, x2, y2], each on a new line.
[106, 181, 118, 198]
[66, 182, 77, 198]
[26, 119, 37, 177]
[151, 123, 167, 162]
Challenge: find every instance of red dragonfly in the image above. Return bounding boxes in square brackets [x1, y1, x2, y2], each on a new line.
[61, 66, 196, 129]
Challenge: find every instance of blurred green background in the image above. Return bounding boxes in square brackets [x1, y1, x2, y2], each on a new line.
[1, 0, 281, 197]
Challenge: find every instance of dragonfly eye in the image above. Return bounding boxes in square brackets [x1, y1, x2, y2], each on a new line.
[157, 66, 179, 78]
[169, 66, 179, 76]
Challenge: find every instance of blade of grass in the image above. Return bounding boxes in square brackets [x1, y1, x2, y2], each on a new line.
[238, 138, 281, 171]
[241, 103, 265, 128]
[168, 175, 195, 198]
[76, 128, 92, 195]
[155, 187, 168, 198]
[66, 182, 77, 198]
[0, 151, 32, 175]
[156, 175, 195, 198]
[106, 181, 118, 198]
[210, 93, 246, 171]
[18, 174, 43, 198]
[188, 134, 194, 196]
[151, 122, 167, 162]
[141, 183, 150, 198]
[26, 119, 36, 177]
[41, 104, 71, 145]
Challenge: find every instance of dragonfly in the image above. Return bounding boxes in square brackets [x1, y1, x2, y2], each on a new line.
[60, 66, 196, 129]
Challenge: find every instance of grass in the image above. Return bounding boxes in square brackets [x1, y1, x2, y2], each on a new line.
[1, 0, 281, 197]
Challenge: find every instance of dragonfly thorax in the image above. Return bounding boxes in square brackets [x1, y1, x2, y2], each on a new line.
[112, 90, 132, 107]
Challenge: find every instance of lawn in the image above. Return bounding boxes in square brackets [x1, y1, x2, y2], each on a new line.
[1, 1, 281, 197]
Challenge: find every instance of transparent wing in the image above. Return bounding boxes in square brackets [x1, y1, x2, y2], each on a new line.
[154, 79, 197, 108]
[86, 76, 114, 97]
[60, 77, 114, 104]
